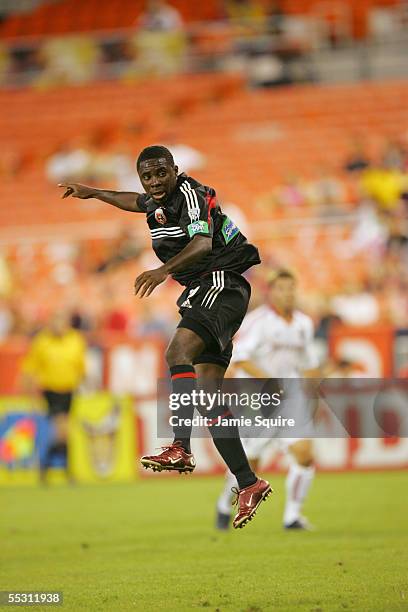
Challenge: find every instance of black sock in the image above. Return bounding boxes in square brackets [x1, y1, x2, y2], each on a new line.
[205, 405, 257, 490]
[169, 365, 197, 454]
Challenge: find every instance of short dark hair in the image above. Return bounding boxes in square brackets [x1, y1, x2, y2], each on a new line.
[268, 268, 296, 286]
[136, 145, 174, 170]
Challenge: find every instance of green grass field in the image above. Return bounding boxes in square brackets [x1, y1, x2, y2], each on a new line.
[1, 472, 407, 611]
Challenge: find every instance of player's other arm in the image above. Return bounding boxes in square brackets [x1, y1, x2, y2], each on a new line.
[59, 182, 144, 213]
[134, 235, 211, 297]
[134, 183, 214, 297]
[162, 235, 212, 275]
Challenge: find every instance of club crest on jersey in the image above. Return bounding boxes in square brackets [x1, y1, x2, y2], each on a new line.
[154, 207, 167, 225]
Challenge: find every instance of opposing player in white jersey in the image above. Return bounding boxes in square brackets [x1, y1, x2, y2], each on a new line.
[216, 269, 319, 530]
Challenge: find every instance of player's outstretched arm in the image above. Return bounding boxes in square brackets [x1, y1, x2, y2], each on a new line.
[59, 182, 144, 213]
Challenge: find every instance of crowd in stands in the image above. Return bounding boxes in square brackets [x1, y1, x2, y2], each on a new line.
[0, 131, 406, 349]
[0, 0, 351, 86]
[45, 133, 206, 191]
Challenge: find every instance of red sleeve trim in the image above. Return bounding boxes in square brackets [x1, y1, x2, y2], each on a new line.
[205, 191, 217, 226]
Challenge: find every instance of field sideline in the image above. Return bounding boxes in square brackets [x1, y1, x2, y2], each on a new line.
[1, 472, 407, 611]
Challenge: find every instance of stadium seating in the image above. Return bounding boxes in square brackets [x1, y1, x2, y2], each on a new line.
[1, 76, 407, 225]
[1, 75, 407, 310]
[0, 0, 222, 38]
[0, 0, 400, 40]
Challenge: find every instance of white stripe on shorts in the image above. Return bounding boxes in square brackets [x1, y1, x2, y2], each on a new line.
[201, 270, 224, 309]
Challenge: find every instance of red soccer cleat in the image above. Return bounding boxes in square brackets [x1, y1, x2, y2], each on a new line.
[140, 441, 196, 474]
[232, 478, 273, 529]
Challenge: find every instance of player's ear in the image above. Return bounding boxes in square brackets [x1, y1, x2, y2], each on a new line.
[174, 165, 179, 176]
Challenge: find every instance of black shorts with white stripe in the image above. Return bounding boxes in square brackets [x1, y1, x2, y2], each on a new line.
[176, 270, 251, 369]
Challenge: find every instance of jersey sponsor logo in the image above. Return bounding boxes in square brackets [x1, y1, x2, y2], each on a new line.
[154, 207, 167, 225]
[187, 220, 209, 238]
[221, 217, 239, 244]
[180, 285, 200, 308]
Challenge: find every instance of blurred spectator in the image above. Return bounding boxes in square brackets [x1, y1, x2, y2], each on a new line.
[344, 137, 370, 173]
[70, 309, 93, 332]
[37, 36, 100, 86]
[385, 205, 408, 256]
[45, 135, 128, 185]
[275, 174, 307, 208]
[45, 142, 92, 184]
[0, 298, 14, 340]
[103, 308, 129, 332]
[133, 1, 186, 75]
[10, 44, 43, 77]
[0, 149, 33, 178]
[0, 252, 13, 297]
[307, 167, 346, 214]
[382, 138, 406, 172]
[21, 312, 86, 483]
[331, 283, 380, 326]
[133, 302, 173, 339]
[246, 54, 287, 87]
[138, 0, 184, 32]
[225, 0, 265, 26]
[361, 163, 408, 211]
[99, 38, 131, 69]
[162, 136, 206, 174]
[0, 43, 10, 85]
[110, 147, 143, 192]
[346, 200, 387, 255]
[265, 0, 285, 35]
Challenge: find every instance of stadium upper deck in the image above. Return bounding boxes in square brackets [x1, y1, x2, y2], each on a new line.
[0, 0, 399, 39]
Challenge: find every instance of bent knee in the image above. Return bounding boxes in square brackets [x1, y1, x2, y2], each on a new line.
[165, 328, 206, 367]
[165, 339, 196, 368]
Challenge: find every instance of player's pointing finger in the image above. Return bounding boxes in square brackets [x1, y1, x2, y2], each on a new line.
[139, 279, 154, 298]
[134, 274, 146, 296]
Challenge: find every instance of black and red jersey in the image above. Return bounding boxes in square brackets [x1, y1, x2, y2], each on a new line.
[138, 173, 260, 285]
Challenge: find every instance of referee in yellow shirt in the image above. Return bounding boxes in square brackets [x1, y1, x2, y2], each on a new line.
[21, 312, 86, 482]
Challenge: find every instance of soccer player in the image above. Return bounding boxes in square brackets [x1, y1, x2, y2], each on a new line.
[216, 269, 319, 530]
[59, 145, 271, 529]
